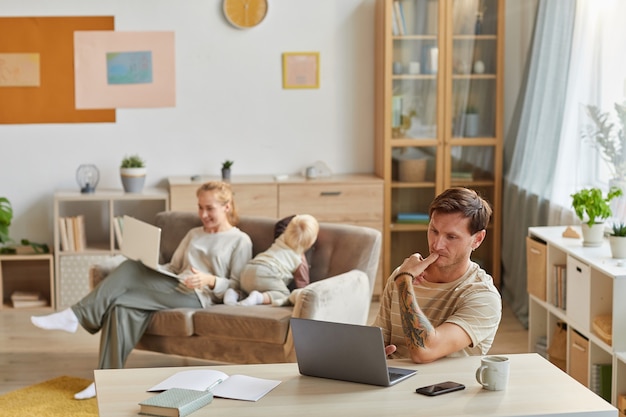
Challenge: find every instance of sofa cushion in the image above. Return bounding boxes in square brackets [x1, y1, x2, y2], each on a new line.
[145, 308, 196, 337]
[193, 305, 293, 345]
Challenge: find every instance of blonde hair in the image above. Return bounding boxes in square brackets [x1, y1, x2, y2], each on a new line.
[283, 214, 319, 254]
[196, 181, 239, 225]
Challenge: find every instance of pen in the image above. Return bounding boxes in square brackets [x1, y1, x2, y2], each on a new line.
[207, 379, 222, 392]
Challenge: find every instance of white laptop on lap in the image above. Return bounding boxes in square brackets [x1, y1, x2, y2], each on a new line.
[290, 317, 416, 387]
[121, 215, 178, 278]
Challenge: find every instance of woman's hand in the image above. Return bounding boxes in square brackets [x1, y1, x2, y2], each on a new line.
[183, 267, 216, 289]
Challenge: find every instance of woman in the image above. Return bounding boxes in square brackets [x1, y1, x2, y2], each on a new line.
[31, 181, 252, 399]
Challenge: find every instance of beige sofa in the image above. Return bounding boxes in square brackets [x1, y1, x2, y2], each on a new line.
[89, 211, 382, 364]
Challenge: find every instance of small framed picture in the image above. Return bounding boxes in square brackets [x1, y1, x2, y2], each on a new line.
[282, 52, 319, 89]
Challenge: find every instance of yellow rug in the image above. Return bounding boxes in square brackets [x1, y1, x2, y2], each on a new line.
[0, 376, 97, 417]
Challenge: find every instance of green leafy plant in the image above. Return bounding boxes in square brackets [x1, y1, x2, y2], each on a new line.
[583, 102, 626, 181]
[0, 197, 13, 246]
[0, 198, 49, 254]
[222, 160, 234, 170]
[120, 154, 146, 168]
[612, 222, 626, 237]
[571, 187, 623, 227]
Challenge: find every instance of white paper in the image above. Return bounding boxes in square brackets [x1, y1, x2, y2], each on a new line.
[147, 369, 281, 402]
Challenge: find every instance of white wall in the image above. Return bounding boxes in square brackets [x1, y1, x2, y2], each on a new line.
[0, 0, 377, 245]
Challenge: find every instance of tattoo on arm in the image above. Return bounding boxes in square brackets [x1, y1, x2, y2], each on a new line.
[396, 279, 434, 349]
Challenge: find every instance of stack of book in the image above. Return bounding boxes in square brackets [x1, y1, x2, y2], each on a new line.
[113, 215, 124, 248]
[58, 215, 86, 252]
[551, 264, 567, 309]
[396, 212, 429, 224]
[11, 291, 47, 308]
[590, 363, 612, 402]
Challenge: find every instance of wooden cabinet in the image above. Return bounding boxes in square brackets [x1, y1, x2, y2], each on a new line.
[0, 254, 54, 310]
[53, 189, 169, 309]
[168, 175, 385, 296]
[527, 226, 626, 407]
[374, 0, 504, 285]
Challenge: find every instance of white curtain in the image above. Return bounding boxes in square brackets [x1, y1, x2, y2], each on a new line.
[502, 0, 626, 326]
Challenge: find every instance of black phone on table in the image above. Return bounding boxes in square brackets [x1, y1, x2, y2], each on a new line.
[415, 381, 465, 396]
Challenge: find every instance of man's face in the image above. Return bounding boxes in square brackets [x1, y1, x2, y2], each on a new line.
[427, 211, 482, 269]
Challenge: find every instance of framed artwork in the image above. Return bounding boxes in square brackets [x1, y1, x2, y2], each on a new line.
[282, 52, 319, 89]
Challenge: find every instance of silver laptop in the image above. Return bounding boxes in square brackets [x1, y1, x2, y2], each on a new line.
[121, 215, 178, 278]
[290, 317, 416, 386]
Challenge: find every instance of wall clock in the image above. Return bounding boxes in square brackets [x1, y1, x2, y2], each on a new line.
[223, 0, 268, 29]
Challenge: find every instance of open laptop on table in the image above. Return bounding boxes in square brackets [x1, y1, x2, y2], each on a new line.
[290, 317, 416, 387]
[121, 215, 178, 278]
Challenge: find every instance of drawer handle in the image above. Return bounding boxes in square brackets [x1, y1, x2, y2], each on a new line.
[530, 248, 541, 255]
[320, 191, 342, 197]
[572, 342, 587, 352]
[576, 266, 582, 273]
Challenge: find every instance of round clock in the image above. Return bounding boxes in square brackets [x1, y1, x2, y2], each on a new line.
[223, 0, 268, 29]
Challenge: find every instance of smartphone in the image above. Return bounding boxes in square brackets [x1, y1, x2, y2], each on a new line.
[415, 381, 465, 396]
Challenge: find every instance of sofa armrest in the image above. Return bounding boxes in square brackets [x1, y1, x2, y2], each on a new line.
[89, 255, 126, 289]
[290, 269, 370, 325]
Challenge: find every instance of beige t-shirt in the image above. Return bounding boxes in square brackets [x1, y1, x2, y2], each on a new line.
[372, 262, 501, 359]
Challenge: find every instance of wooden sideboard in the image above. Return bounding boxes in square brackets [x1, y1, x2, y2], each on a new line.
[168, 174, 385, 296]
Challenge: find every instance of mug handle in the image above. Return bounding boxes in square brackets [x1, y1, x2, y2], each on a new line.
[475, 365, 489, 387]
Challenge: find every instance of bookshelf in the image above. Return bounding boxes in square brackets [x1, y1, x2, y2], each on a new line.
[527, 226, 626, 408]
[375, 0, 504, 284]
[53, 189, 168, 309]
[0, 254, 54, 310]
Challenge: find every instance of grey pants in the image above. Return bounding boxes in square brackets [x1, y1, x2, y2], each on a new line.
[240, 263, 291, 302]
[71, 260, 201, 369]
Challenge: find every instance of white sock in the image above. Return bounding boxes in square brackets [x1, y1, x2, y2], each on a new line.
[239, 290, 264, 306]
[74, 382, 96, 400]
[31, 308, 79, 333]
[223, 288, 239, 306]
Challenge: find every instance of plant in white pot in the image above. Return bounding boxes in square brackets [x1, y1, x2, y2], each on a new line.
[609, 222, 626, 259]
[221, 160, 233, 181]
[571, 186, 622, 247]
[120, 154, 146, 193]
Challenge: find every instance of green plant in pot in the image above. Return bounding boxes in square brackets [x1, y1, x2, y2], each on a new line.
[609, 222, 626, 259]
[571, 186, 623, 247]
[221, 160, 234, 181]
[120, 154, 147, 193]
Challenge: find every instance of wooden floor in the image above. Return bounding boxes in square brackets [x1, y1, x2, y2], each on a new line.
[0, 301, 528, 396]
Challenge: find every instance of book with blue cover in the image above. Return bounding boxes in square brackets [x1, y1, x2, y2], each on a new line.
[139, 388, 213, 417]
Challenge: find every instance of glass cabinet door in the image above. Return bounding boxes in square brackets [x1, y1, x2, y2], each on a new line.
[387, 0, 444, 270]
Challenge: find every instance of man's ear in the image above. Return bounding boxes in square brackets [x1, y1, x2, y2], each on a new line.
[473, 229, 486, 248]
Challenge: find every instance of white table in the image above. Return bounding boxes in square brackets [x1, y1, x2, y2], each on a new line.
[95, 353, 617, 417]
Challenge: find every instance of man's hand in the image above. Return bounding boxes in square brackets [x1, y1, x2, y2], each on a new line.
[397, 252, 439, 283]
[385, 344, 397, 356]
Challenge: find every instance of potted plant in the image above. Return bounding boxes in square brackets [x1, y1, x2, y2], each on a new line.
[0, 197, 13, 249]
[609, 222, 626, 259]
[120, 154, 147, 193]
[571, 186, 623, 246]
[221, 160, 233, 181]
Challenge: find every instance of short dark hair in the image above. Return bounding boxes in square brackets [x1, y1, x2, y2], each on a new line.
[428, 187, 492, 234]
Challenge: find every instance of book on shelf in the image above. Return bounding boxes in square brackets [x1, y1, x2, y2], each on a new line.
[590, 363, 612, 402]
[392, 1, 406, 36]
[114, 216, 124, 247]
[59, 215, 87, 252]
[451, 171, 474, 181]
[551, 264, 566, 309]
[139, 388, 213, 417]
[396, 212, 429, 224]
[148, 369, 281, 402]
[11, 291, 46, 308]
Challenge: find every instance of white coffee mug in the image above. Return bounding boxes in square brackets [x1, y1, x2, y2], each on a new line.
[475, 355, 510, 391]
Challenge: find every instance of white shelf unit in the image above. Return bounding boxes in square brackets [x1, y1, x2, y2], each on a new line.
[528, 226, 626, 408]
[53, 189, 169, 309]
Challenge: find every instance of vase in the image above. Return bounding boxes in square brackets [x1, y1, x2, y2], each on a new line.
[221, 168, 231, 181]
[464, 113, 479, 137]
[609, 235, 626, 258]
[120, 167, 147, 193]
[581, 223, 605, 247]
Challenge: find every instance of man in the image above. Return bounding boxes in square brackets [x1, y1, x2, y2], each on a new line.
[373, 187, 501, 363]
